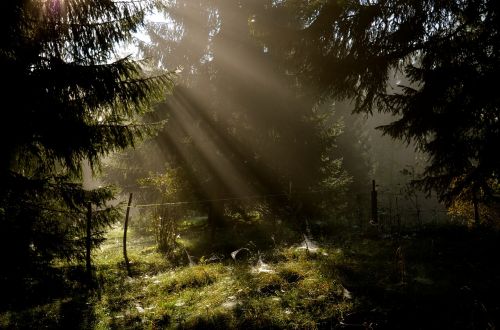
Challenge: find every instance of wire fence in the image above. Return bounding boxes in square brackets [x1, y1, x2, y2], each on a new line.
[130, 188, 345, 208]
[121, 180, 453, 232]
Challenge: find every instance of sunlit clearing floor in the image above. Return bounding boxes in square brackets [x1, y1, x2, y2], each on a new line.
[2, 223, 500, 329]
[90, 225, 351, 329]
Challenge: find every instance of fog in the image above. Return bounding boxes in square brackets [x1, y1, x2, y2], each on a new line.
[101, 1, 448, 230]
[5, 1, 499, 328]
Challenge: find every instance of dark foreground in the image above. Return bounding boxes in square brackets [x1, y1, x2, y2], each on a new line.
[1, 220, 499, 329]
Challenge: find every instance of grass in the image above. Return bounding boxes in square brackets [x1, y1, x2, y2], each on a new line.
[1, 218, 500, 329]
[89, 221, 351, 329]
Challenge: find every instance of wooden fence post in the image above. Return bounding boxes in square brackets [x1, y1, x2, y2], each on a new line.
[370, 180, 378, 225]
[123, 193, 133, 276]
[86, 202, 92, 280]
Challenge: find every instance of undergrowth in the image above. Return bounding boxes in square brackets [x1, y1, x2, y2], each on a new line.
[1, 220, 499, 329]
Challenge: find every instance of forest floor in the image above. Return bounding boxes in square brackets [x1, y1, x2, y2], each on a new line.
[1, 218, 500, 329]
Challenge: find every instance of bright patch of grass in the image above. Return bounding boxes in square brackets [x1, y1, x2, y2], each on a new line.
[85, 224, 354, 329]
[3, 221, 499, 329]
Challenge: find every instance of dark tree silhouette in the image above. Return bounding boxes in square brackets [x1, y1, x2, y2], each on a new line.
[0, 0, 173, 285]
[261, 0, 500, 223]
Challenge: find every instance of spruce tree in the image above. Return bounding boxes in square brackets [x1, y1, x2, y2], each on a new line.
[263, 0, 500, 222]
[107, 0, 351, 237]
[0, 0, 173, 285]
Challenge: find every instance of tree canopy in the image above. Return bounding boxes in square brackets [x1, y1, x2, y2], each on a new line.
[1, 0, 173, 175]
[106, 0, 351, 238]
[259, 0, 500, 221]
[0, 0, 173, 283]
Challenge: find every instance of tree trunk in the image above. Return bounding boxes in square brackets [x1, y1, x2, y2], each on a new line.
[86, 203, 92, 281]
[123, 193, 133, 276]
[370, 180, 378, 224]
[208, 200, 225, 240]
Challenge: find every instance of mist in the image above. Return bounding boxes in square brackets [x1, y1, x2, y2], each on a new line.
[3, 1, 499, 329]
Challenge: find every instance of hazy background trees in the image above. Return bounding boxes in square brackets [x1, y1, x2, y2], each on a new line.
[254, 0, 500, 225]
[105, 0, 353, 247]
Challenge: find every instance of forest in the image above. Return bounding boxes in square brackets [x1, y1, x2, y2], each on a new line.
[1, 0, 499, 329]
